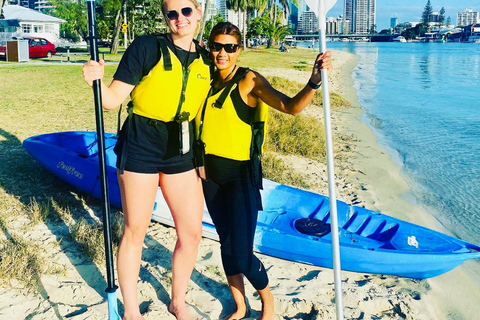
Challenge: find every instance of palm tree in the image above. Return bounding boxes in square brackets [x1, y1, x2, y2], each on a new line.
[267, 0, 298, 44]
[227, 0, 249, 49]
[197, 0, 211, 42]
[250, 0, 268, 17]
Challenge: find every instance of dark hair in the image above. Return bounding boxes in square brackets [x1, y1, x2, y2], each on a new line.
[208, 22, 242, 46]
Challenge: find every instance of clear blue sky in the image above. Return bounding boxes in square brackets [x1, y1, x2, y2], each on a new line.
[327, 0, 478, 30]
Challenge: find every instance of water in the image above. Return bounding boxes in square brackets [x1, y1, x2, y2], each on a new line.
[298, 41, 480, 244]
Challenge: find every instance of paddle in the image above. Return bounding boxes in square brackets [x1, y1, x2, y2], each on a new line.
[85, 1, 121, 319]
[304, 1, 343, 319]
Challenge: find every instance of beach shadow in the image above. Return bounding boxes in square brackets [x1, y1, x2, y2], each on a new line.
[142, 232, 233, 317]
[0, 127, 235, 318]
[0, 128, 116, 317]
[297, 270, 321, 282]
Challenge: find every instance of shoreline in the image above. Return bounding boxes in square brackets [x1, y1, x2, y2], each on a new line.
[333, 49, 480, 320]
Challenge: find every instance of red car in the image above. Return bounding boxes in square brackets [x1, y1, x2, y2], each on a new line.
[0, 37, 56, 59]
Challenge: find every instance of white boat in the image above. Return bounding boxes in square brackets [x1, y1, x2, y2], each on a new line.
[393, 36, 407, 42]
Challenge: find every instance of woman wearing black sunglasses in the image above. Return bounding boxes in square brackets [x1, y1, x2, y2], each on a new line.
[82, 1, 210, 319]
[195, 22, 332, 320]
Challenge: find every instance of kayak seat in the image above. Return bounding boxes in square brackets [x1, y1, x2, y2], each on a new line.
[294, 218, 330, 237]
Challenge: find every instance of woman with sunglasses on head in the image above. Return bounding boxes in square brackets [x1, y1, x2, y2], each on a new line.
[82, 1, 211, 319]
[195, 22, 332, 320]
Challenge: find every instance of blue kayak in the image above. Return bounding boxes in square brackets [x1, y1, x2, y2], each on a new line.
[23, 131, 480, 279]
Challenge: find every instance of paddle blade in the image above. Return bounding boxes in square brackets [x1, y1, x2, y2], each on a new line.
[304, 0, 338, 17]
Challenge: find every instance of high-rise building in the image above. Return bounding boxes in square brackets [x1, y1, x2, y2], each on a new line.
[33, 0, 53, 12]
[298, 11, 318, 34]
[198, 0, 218, 21]
[325, 16, 349, 35]
[344, 0, 376, 34]
[217, 0, 239, 26]
[290, 2, 299, 31]
[6, 0, 32, 9]
[457, 8, 479, 27]
[390, 17, 398, 29]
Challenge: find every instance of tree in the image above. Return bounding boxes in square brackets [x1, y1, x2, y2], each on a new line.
[446, 16, 451, 26]
[247, 15, 267, 39]
[250, 0, 268, 17]
[438, 7, 445, 26]
[227, 0, 252, 49]
[421, 0, 433, 27]
[402, 23, 428, 40]
[369, 24, 377, 34]
[278, 0, 297, 19]
[271, 23, 292, 43]
[108, 0, 128, 54]
[203, 13, 224, 42]
[51, 0, 87, 43]
[196, 0, 211, 42]
[130, 0, 165, 37]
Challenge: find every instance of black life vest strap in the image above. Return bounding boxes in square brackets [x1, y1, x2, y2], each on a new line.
[155, 34, 173, 71]
[213, 67, 250, 109]
[197, 67, 250, 140]
[195, 41, 211, 67]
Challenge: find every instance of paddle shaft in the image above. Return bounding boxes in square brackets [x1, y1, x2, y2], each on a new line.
[86, 1, 119, 316]
[318, 2, 344, 319]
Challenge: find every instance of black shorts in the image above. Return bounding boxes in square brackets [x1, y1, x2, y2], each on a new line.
[114, 113, 195, 174]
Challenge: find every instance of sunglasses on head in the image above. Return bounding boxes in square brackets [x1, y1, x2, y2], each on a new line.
[210, 42, 239, 53]
[166, 7, 193, 20]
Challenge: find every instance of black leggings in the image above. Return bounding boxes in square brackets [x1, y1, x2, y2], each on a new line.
[202, 155, 268, 291]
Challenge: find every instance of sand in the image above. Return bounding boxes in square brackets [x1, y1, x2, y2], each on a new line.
[1, 49, 480, 320]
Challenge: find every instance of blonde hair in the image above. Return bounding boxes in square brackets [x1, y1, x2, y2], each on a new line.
[161, 0, 202, 35]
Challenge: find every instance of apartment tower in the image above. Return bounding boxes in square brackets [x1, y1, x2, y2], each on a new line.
[344, 0, 376, 34]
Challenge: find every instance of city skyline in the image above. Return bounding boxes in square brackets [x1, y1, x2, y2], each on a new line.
[328, 0, 477, 30]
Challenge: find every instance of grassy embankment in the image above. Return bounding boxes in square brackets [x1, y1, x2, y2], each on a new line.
[0, 47, 350, 292]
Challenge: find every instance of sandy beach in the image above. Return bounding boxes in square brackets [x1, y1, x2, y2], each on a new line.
[1, 48, 480, 320]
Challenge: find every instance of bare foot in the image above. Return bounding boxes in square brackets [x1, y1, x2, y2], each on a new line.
[226, 308, 250, 320]
[122, 314, 145, 320]
[168, 303, 191, 320]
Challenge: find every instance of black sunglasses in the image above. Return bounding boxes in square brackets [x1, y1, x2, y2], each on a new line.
[210, 42, 239, 53]
[166, 7, 193, 20]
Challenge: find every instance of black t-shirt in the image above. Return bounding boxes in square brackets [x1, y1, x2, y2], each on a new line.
[113, 34, 200, 85]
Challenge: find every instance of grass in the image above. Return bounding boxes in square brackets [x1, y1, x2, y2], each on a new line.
[262, 153, 311, 190]
[0, 47, 352, 291]
[0, 235, 47, 290]
[26, 197, 50, 224]
[0, 62, 124, 289]
[266, 110, 327, 160]
[0, 204, 64, 291]
[239, 46, 321, 71]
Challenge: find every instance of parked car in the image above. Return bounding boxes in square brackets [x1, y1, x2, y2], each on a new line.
[0, 37, 56, 60]
[97, 40, 111, 48]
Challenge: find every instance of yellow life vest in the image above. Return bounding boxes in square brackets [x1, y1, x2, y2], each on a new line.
[131, 36, 211, 122]
[196, 67, 268, 161]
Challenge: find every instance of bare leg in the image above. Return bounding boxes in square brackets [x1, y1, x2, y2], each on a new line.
[258, 284, 274, 320]
[117, 170, 159, 320]
[160, 169, 203, 320]
[226, 274, 248, 320]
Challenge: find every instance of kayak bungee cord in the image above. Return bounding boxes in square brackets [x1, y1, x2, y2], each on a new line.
[85, 0, 121, 319]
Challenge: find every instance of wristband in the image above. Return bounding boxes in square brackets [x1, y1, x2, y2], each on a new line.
[308, 79, 321, 90]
